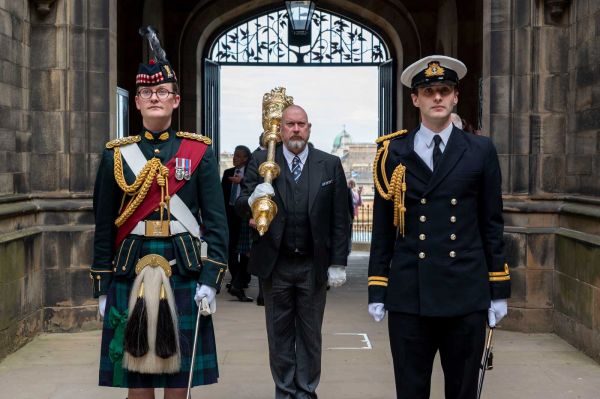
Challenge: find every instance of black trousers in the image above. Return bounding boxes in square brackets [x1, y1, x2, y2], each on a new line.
[262, 254, 327, 399]
[388, 311, 487, 399]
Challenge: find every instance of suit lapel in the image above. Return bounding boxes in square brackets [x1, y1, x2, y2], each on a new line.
[274, 146, 288, 211]
[424, 127, 467, 196]
[307, 149, 323, 214]
[397, 129, 432, 184]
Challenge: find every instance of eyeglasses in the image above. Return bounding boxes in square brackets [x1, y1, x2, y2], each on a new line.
[137, 87, 176, 100]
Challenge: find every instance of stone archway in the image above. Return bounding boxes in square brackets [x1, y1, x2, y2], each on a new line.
[176, 0, 423, 134]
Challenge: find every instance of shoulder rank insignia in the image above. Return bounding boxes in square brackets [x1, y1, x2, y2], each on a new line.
[105, 135, 141, 149]
[375, 129, 408, 145]
[373, 129, 409, 236]
[176, 131, 212, 145]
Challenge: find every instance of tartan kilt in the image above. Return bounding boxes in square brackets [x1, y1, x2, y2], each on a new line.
[236, 217, 252, 254]
[99, 237, 219, 388]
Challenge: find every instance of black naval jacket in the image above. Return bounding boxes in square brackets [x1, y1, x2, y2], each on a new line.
[236, 144, 349, 284]
[368, 127, 511, 317]
[90, 128, 228, 298]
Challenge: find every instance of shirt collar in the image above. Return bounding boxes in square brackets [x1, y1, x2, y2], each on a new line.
[419, 122, 453, 148]
[283, 143, 309, 166]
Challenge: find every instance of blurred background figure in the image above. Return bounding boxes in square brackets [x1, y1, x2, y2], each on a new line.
[221, 145, 253, 302]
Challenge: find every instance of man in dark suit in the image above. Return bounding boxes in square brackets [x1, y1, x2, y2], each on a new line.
[221, 145, 253, 302]
[237, 105, 349, 399]
[368, 55, 511, 399]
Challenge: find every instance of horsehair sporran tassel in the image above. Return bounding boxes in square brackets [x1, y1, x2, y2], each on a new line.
[123, 261, 181, 374]
[124, 281, 149, 357]
[156, 283, 178, 359]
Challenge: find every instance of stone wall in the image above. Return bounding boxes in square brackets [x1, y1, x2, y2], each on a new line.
[0, 0, 113, 360]
[0, 1, 30, 195]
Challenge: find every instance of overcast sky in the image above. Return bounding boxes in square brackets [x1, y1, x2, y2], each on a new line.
[220, 66, 378, 153]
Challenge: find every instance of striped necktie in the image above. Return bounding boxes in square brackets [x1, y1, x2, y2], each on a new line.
[292, 156, 301, 183]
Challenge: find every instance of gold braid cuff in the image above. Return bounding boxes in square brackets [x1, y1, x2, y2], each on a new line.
[113, 146, 171, 227]
[373, 130, 408, 236]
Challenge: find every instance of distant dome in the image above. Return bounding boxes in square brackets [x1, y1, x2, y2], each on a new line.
[332, 125, 352, 150]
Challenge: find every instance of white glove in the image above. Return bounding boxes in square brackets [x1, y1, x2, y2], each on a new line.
[195, 284, 217, 315]
[327, 265, 346, 288]
[368, 303, 386, 322]
[248, 182, 275, 207]
[488, 299, 508, 327]
[98, 295, 107, 317]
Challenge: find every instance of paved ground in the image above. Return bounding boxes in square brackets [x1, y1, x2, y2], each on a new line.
[2, 253, 600, 399]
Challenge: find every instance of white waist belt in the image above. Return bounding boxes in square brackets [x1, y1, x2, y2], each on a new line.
[130, 220, 188, 236]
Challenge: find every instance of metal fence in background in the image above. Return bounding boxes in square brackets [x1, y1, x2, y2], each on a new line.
[352, 204, 372, 243]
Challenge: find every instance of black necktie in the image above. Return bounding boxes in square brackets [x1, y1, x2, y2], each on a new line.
[432, 135, 442, 171]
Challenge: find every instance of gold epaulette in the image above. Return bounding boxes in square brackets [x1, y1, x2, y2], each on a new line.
[176, 131, 212, 145]
[375, 129, 408, 145]
[372, 129, 408, 236]
[105, 135, 141, 149]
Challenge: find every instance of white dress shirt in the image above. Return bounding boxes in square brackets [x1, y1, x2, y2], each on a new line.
[282, 144, 309, 173]
[413, 123, 454, 171]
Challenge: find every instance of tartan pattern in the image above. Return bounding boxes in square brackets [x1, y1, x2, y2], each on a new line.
[99, 237, 218, 388]
[236, 217, 252, 255]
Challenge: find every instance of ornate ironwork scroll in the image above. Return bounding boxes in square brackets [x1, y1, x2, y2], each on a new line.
[210, 8, 389, 65]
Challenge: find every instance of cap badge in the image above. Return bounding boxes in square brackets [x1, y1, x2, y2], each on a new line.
[163, 64, 173, 79]
[424, 62, 445, 77]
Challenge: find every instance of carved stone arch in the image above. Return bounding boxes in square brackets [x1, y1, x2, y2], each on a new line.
[177, 0, 424, 132]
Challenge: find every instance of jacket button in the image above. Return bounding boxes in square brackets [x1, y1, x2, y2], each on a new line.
[450, 216, 457, 223]
[420, 198, 427, 204]
[451, 198, 457, 205]
[419, 215, 427, 222]
[449, 251, 456, 258]
[122, 266, 126, 271]
[419, 234, 426, 241]
[418, 252, 426, 259]
[450, 234, 457, 240]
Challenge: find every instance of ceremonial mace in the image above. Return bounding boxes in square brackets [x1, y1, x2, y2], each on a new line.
[251, 87, 294, 235]
[476, 327, 495, 399]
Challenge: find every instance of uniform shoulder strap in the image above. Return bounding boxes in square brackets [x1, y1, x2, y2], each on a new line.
[375, 129, 408, 145]
[105, 135, 141, 149]
[176, 131, 212, 145]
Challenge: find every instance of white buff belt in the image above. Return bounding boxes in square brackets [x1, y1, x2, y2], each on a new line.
[120, 143, 201, 240]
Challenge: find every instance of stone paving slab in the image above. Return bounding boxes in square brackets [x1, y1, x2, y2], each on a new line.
[1, 253, 600, 398]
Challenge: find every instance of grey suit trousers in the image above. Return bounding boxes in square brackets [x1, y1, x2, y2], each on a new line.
[262, 254, 327, 399]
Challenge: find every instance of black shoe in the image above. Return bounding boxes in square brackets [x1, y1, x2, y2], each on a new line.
[229, 287, 253, 302]
[226, 283, 232, 292]
[256, 296, 264, 306]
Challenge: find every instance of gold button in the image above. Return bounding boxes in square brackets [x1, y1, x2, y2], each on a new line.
[450, 216, 457, 223]
[113, 268, 116, 272]
[154, 149, 160, 154]
[449, 251, 456, 258]
[420, 215, 427, 222]
[96, 275, 101, 280]
[421, 198, 427, 205]
[419, 234, 426, 241]
[450, 234, 457, 240]
[451, 198, 457, 205]
[122, 266, 126, 271]
[419, 252, 426, 259]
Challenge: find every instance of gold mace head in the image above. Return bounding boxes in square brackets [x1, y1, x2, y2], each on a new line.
[262, 87, 294, 132]
[252, 196, 278, 236]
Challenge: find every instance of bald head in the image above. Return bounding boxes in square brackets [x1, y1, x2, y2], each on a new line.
[281, 104, 311, 154]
